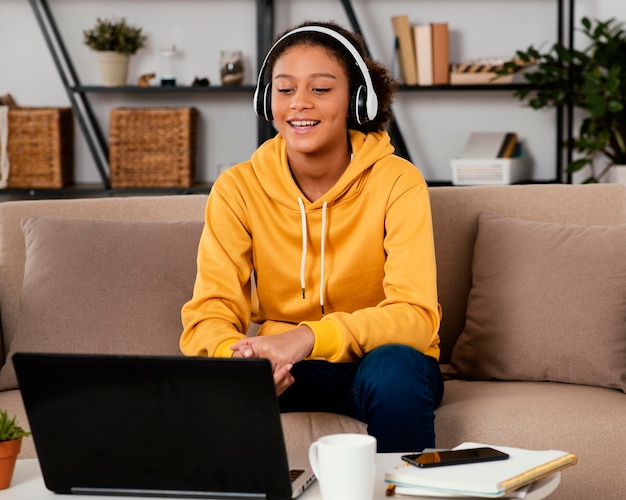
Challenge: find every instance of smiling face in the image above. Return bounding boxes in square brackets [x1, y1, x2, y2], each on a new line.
[270, 43, 351, 158]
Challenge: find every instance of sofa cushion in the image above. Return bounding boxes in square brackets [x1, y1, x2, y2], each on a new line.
[435, 380, 626, 500]
[449, 212, 626, 392]
[0, 216, 203, 390]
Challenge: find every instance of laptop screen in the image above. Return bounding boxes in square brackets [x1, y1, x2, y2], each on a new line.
[14, 353, 295, 499]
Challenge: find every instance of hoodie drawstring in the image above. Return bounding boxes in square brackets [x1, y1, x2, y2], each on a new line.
[319, 201, 327, 315]
[297, 197, 307, 299]
[297, 197, 328, 315]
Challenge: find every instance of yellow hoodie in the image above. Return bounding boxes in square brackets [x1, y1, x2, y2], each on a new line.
[180, 130, 441, 361]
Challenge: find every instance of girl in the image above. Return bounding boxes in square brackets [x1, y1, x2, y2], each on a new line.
[181, 21, 443, 452]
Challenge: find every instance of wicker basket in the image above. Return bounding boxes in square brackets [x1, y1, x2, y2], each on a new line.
[6, 107, 74, 189]
[109, 108, 197, 188]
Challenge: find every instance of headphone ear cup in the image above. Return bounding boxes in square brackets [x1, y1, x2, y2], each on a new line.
[261, 83, 273, 121]
[351, 85, 369, 125]
[255, 82, 272, 121]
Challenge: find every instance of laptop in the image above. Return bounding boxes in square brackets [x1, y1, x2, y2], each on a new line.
[13, 352, 316, 500]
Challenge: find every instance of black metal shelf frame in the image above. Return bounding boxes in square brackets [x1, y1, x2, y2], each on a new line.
[27, 0, 574, 193]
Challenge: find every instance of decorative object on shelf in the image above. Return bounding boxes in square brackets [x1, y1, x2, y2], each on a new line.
[137, 73, 156, 87]
[159, 44, 177, 87]
[0, 95, 74, 189]
[413, 24, 433, 86]
[500, 17, 626, 183]
[109, 107, 197, 188]
[0, 409, 31, 489]
[392, 16, 449, 86]
[451, 131, 531, 185]
[0, 95, 17, 109]
[192, 77, 210, 87]
[83, 17, 146, 87]
[430, 22, 450, 85]
[450, 57, 530, 85]
[391, 15, 418, 85]
[0, 106, 8, 189]
[220, 50, 244, 86]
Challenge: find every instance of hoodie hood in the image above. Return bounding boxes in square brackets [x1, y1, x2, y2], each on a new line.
[250, 129, 395, 209]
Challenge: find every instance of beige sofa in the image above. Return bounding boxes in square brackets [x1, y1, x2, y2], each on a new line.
[0, 184, 624, 499]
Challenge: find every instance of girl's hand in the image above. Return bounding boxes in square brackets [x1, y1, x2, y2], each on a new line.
[230, 326, 314, 394]
[230, 325, 314, 370]
[273, 363, 294, 396]
[232, 348, 294, 395]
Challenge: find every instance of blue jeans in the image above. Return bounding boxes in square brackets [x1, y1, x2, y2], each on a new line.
[278, 344, 444, 452]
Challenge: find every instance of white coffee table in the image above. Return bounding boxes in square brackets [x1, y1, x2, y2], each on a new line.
[6, 454, 559, 499]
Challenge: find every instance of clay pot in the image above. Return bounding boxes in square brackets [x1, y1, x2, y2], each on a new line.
[97, 51, 130, 86]
[0, 437, 22, 489]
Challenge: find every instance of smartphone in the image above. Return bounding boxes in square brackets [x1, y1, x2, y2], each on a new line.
[401, 447, 510, 468]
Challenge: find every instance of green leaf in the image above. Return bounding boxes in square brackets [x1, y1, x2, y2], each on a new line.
[582, 176, 599, 184]
[0, 409, 31, 441]
[565, 158, 590, 173]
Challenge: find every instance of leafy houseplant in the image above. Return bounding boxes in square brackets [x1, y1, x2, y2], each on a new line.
[83, 17, 146, 55]
[500, 17, 626, 183]
[0, 409, 31, 489]
[0, 410, 30, 442]
[83, 17, 146, 86]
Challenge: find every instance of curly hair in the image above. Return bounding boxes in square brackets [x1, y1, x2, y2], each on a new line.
[261, 21, 397, 133]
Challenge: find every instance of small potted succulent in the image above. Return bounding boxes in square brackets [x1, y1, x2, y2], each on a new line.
[500, 17, 626, 183]
[83, 17, 147, 86]
[0, 409, 30, 489]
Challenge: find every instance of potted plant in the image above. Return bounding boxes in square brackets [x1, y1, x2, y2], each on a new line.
[0, 409, 30, 489]
[83, 17, 147, 86]
[500, 17, 626, 183]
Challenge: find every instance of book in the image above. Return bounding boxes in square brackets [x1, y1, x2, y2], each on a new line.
[388, 473, 560, 499]
[391, 15, 418, 85]
[461, 132, 519, 159]
[430, 22, 450, 85]
[413, 25, 433, 86]
[385, 442, 577, 498]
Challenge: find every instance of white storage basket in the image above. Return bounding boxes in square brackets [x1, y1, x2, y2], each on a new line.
[451, 156, 531, 185]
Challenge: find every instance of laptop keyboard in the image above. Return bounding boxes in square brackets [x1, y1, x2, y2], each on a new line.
[290, 469, 304, 482]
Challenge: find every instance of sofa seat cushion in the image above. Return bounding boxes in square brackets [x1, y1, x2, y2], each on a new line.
[436, 380, 626, 500]
[280, 412, 367, 455]
[449, 213, 626, 392]
[0, 216, 203, 390]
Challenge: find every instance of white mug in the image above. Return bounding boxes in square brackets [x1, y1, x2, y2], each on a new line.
[308, 433, 377, 500]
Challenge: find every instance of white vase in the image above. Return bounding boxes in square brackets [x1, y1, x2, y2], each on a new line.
[97, 51, 130, 86]
[609, 165, 626, 186]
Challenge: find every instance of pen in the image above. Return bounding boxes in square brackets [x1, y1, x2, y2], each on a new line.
[386, 461, 409, 496]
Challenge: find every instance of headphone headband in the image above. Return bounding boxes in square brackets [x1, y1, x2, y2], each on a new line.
[253, 25, 379, 124]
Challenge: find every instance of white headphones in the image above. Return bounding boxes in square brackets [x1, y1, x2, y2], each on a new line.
[253, 25, 379, 125]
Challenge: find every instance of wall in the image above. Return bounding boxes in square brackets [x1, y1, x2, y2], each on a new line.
[1, 0, 624, 185]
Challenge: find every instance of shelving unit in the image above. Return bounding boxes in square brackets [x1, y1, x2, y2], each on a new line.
[24, 0, 275, 196]
[22, 0, 574, 197]
[340, 0, 575, 183]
